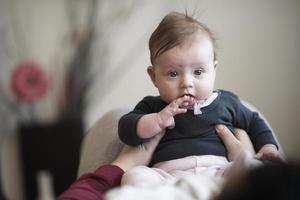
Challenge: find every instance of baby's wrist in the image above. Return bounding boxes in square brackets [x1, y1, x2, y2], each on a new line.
[156, 112, 166, 130]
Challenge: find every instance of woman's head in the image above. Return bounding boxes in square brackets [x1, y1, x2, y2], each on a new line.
[149, 11, 217, 65]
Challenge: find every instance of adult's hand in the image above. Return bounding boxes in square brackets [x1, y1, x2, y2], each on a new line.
[112, 131, 165, 171]
[215, 124, 255, 161]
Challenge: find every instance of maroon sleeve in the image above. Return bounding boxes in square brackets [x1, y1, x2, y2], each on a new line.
[57, 165, 124, 200]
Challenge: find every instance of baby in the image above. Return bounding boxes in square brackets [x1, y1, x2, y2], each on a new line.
[118, 11, 284, 186]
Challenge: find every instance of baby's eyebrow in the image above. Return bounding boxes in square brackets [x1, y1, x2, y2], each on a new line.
[190, 62, 206, 67]
[159, 63, 181, 69]
[164, 62, 182, 67]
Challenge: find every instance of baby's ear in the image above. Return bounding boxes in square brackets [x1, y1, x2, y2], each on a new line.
[147, 66, 157, 86]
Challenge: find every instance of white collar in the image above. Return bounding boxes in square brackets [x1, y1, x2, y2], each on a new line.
[193, 92, 218, 115]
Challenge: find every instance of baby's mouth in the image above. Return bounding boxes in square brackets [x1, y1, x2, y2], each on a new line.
[182, 93, 194, 98]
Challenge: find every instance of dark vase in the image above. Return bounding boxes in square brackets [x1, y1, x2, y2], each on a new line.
[0, 171, 5, 200]
[18, 118, 84, 200]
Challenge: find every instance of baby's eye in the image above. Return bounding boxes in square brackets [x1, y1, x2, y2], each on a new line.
[194, 69, 203, 76]
[167, 70, 178, 77]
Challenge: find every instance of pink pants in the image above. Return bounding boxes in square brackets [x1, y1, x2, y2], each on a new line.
[121, 155, 230, 187]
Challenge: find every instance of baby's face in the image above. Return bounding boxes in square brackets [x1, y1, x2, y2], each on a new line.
[148, 33, 216, 104]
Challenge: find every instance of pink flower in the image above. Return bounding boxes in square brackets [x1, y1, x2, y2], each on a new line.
[11, 61, 49, 103]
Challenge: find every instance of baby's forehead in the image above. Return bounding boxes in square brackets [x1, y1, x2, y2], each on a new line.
[155, 42, 215, 67]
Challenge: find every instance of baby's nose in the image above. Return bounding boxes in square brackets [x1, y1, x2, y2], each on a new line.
[180, 75, 193, 88]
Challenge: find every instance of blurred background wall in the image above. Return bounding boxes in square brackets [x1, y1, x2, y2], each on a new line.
[0, 0, 299, 199]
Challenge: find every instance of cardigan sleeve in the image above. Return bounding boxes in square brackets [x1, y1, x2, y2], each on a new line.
[118, 96, 159, 146]
[57, 165, 124, 200]
[221, 90, 278, 151]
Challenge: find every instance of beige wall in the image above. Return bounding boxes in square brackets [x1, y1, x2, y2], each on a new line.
[86, 0, 300, 160]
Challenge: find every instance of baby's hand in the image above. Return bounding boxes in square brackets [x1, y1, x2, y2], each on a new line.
[157, 95, 194, 129]
[179, 95, 195, 109]
[254, 144, 286, 163]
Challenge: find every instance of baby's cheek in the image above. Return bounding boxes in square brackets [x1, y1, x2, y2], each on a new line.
[196, 90, 211, 100]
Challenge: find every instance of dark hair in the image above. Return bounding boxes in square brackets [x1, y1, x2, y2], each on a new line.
[219, 162, 300, 200]
[149, 11, 217, 65]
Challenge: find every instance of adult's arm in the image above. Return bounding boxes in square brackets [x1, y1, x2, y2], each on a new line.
[58, 132, 164, 200]
[57, 165, 123, 200]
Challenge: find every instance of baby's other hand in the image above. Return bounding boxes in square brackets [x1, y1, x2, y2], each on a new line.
[254, 144, 286, 163]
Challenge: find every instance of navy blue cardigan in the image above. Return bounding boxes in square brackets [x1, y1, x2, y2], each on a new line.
[118, 90, 277, 165]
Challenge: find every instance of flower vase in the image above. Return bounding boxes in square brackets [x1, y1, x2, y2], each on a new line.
[18, 117, 84, 200]
[0, 163, 6, 200]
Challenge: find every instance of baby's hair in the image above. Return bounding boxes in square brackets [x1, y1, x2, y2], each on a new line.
[149, 11, 217, 65]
